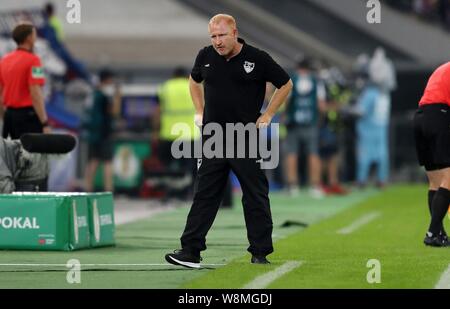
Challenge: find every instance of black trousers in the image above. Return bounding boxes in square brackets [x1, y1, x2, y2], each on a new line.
[2, 107, 43, 139]
[413, 103, 450, 171]
[180, 156, 273, 256]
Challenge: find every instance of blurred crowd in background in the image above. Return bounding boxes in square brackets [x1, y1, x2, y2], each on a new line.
[4, 0, 443, 204]
[385, 0, 450, 30]
[262, 48, 396, 199]
[79, 46, 397, 201]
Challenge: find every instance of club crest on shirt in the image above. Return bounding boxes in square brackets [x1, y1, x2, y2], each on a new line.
[243, 61, 255, 73]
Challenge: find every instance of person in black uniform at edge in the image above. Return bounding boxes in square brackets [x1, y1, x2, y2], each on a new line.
[165, 14, 293, 268]
[413, 62, 450, 247]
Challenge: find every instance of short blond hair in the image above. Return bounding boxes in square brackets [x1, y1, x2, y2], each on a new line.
[208, 14, 237, 31]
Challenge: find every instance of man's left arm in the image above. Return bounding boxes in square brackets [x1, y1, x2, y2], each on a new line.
[256, 79, 292, 128]
[257, 51, 293, 128]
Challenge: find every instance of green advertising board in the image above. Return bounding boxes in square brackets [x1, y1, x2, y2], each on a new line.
[94, 139, 151, 191]
[86, 193, 115, 247]
[0, 192, 115, 251]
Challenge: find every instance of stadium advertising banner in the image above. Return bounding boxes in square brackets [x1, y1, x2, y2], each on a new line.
[0, 193, 115, 251]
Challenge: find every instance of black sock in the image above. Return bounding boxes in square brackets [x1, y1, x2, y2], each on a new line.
[428, 190, 446, 235]
[428, 190, 436, 216]
[428, 188, 450, 236]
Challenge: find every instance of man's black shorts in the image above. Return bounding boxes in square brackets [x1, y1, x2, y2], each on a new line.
[88, 140, 113, 161]
[2, 107, 43, 139]
[413, 103, 450, 171]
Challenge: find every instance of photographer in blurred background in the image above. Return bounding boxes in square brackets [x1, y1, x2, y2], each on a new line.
[355, 48, 396, 188]
[414, 61, 450, 247]
[284, 57, 326, 198]
[83, 69, 121, 193]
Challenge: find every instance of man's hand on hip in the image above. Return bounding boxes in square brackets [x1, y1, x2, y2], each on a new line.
[194, 113, 203, 128]
[256, 112, 273, 129]
[43, 126, 52, 134]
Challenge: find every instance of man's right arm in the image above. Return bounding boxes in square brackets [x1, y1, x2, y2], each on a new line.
[29, 85, 50, 133]
[189, 76, 205, 126]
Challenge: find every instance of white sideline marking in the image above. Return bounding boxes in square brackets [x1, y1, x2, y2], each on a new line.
[114, 203, 176, 226]
[435, 264, 450, 289]
[242, 261, 302, 289]
[337, 212, 381, 235]
[0, 263, 225, 267]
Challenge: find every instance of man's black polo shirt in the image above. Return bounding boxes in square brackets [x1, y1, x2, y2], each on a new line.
[191, 38, 290, 125]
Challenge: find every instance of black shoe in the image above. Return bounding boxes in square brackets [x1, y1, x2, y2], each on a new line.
[251, 255, 270, 264]
[165, 249, 202, 269]
[439, 232, 450, 247]
[424, 234, 448, 247]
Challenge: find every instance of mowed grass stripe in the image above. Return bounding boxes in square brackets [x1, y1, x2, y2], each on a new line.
[266, 186, 449, 288]
[0, 190, 374, 288]
[185, 185, 450, 288]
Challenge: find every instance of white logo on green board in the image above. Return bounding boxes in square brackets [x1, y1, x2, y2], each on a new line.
[72, 200, 88, 245]
[73, 200, 79, 244]
[31, 66, 44, 79]
[113, 146, 139, 180]
[93, 199, 101, 243]
[77, 216, 87, 227]
[0, 217, 40, 229]
[100, 214, 113, 225]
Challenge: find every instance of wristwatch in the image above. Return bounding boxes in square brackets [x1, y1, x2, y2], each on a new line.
[41, 120, 49, 127]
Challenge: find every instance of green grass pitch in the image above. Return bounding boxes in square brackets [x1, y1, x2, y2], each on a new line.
[0, 185, 448, 288]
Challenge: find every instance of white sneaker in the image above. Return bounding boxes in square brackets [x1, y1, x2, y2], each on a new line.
[309, 187, 324, 199]
[288, 186, 300, 197]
